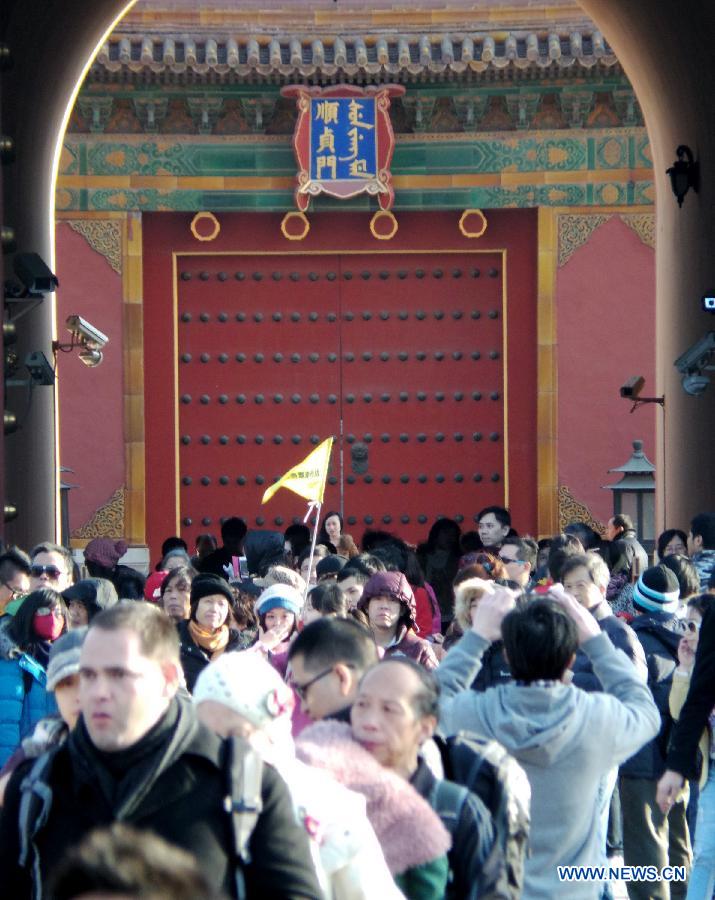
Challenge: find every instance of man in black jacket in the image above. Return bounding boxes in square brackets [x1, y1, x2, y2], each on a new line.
[619, 566, 691, 899]
[562, 553, 646, 690]
[0, 603, 321, 900]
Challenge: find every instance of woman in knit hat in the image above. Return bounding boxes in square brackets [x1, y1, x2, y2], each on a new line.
[62, 578, 118, 628]
[176, 574, 242, 693]
[357, 572, 438, 670]
[83, 538, 146, 600]
[193, 651, 405, 900]
[254, 583, 303, 678]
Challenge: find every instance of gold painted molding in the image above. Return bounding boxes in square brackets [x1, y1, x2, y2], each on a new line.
[66, 219, 122, 274]
[72, 486, 126, 539]
[558, 484, 606, 534]
[619, 213, 655, 250]
[557, 213, 610, 267]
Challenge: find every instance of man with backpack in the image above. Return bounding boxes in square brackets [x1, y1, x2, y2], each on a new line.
[0, 603, 321, 900]
[351, 656, 498, 899]
[619, 565, 692, 899]
[437, 582, 660, 899]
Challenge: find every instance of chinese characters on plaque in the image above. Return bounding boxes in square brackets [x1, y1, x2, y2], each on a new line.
[281, 84, 405, 212]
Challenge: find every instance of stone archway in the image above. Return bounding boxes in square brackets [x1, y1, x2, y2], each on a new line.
[1, 0, 713, 545]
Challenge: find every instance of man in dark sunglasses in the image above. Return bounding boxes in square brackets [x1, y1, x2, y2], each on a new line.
[29, 542, 73, 593]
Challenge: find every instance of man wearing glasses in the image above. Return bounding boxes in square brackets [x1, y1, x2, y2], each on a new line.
[288, 617, 378, 722]
[29, 542, 73, 592]
[0, 548, 31, 615]
[498, 537, 538, 589]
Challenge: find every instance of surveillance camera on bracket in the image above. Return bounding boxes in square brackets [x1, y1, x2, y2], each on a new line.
[13, 253, 59, 296]
[674, 332, 715, 375]
[619, 376, 664, 412]
[65, 315, 108, 350]
[620, 376, 645, 399]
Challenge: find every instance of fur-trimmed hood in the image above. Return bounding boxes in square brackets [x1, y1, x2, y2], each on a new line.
[296, 720, 451, 876]
[453, 577, 494, 632]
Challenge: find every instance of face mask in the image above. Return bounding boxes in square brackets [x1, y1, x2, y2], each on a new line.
[33, 612, 63, 642]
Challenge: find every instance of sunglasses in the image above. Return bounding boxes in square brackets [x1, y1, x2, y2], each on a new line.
[30, 564, 63, 580]
[2, 581, 24, 597]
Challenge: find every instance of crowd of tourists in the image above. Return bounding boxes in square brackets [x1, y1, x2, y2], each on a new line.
[0, 507, 713, 899]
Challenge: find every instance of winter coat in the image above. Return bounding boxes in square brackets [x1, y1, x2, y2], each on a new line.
[668, 669, 709, 789]
[243, 530, 285, 577]
[620, 610, 683, 779]
[437, 630, 660, 899]
[413, 586, 440, 638]
[668, 605, 715, 780]
[410, 756, 495, 900]
[196, 546, 237, 579]
[266, 750, 404, 900]
[571, 600, 647, 692]
[385, 627, 438, 671]
[692, 549, 715, 591]
[297, 720, 450, 899]
[176, 619, 244, 693]
[0, 624, 57, 767]
[0, 696, 322, 899]
[607, 530, 649, 580]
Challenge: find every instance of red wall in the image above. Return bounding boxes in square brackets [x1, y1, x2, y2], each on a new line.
[56, 222, 125, 533]
[143, 210, 537, 557]
[557, 215, 656, 523]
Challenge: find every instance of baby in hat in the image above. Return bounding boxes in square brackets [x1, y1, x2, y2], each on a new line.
[193, 652, 402, 900]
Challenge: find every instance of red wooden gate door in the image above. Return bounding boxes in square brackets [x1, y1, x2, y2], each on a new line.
[339, 252, 505, 536]
[176, 255, 341, 536]
[176, 250, 505, 544]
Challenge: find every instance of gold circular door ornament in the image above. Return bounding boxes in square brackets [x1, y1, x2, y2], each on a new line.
[190, 212, 221, 242]
[280, 211, 310, 241]
[458, 209, 488, 239]
[370, 210, 398, 241]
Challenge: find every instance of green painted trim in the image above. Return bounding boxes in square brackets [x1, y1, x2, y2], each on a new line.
[54, 183, 654, 213]
[57, 127, 653, 213]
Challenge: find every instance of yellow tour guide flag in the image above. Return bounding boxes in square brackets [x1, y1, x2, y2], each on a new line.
[261, 437, 334, 505]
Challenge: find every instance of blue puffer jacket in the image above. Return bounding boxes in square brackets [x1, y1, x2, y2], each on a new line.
[0, 624, 57, 767]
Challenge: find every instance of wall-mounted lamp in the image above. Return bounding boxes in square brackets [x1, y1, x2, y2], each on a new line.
[666, 145, 699, 208]
[52, 315, 108, 368]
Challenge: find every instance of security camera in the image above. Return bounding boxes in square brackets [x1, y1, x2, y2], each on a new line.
[681, 373, 710, 396]
[674, 332, 715, 375]
[66, 315, 108, 350]
[78, 348, 103, 368]
[25, 351, 55, 386]
[13, 253, 59, 295]
[620, 376, 645, 399]
[703, 296, 715, 313]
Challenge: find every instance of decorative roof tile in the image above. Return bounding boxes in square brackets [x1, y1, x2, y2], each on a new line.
[92, 30, 618, 83]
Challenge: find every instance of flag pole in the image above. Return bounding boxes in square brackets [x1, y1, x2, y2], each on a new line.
[302, 500, 322, 604]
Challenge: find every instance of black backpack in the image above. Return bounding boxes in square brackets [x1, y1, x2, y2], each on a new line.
[17, 736, 263, 900]
[435, 731, 531, 900]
